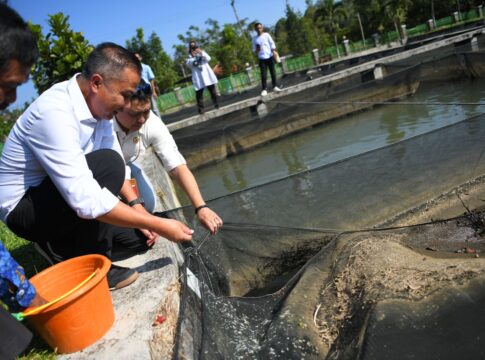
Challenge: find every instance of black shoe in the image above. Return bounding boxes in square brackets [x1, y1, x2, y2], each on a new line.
[107, 265, 139, 290]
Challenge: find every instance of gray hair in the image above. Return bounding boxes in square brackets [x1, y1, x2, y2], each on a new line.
[82, 42, 141, 81]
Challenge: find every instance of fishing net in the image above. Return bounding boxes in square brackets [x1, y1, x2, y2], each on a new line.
[166, 113, 485, 359]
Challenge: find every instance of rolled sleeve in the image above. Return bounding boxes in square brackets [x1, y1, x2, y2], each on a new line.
[147, 113, 186, 171]
[0, 242, 36, 312]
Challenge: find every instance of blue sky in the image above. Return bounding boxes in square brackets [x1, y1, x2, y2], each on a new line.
[9, 0, 308, 108]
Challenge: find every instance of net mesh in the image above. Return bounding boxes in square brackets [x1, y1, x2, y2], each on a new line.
[154, 39, 485, 359]
[167, 112, 485, 359]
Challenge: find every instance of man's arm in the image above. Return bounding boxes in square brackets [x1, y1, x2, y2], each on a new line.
[31, 109, 192, 243]
[144, 113, 222, 234]
[97, 199, 193, 242]
[170, 165, 223, 234]
[150, 80, 158, 98]
[118, 179, 158, 246]
[268, 33, 276, 51]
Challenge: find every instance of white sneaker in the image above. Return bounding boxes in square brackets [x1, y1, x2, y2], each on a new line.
[273, 86, 282, 92]
[261, 90, 268, 96]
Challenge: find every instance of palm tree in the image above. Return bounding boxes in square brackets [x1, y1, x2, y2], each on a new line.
[383, 0, 411, 44]
[315, 0, 348, 58]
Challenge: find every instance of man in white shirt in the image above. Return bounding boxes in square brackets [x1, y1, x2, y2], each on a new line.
[0, 43, 193, 290]
[114, 80, 223, 233]
[252, 22, 282, 96]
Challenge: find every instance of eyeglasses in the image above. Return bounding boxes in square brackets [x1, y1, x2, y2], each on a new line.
[135, 82, 151, 96]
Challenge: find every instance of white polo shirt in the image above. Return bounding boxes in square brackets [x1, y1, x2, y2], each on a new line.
[0, 74, 125, 222]
[114, 111, 186, 172]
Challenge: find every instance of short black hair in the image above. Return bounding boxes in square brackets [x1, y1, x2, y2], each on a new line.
[130, 79, 152, 103]
[0, 3, 39, 73]
[254, 22, 263, 29]
[82, 42, 141, 81]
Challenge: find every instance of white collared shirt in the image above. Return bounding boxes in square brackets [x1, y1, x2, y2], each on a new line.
[0, 74, 124, 221]
[252, 32, 276, 60]
[114, 111, 186, 172]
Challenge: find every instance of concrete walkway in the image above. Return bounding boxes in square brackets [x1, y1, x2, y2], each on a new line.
[59, 239, 184, 360]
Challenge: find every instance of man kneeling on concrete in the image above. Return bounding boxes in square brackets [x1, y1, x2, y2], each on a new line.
[0, 43, 193, 290]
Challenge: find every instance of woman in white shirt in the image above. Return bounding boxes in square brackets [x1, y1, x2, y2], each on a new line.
[186, 41, 219, 114]
[115, 80, 223, 234]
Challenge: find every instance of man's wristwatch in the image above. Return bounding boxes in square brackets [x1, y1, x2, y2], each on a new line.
[128, 197, 145, 207]
[194, 204, 209, 214]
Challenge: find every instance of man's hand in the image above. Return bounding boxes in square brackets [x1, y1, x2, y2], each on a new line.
[131, 203, 158, 246]
[197, 207, 223, 235]
[154, 218, 194, 243]
[140, 228, 158, 247]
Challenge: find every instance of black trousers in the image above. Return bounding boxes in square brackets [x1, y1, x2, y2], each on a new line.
[0, 307, 32, 359]
[6, 149, 148, 262]
[259, 57, 277, 90]
[196, 84, 218, 114]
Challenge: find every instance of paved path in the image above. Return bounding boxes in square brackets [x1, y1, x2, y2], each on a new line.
[59, 239, 184, 360]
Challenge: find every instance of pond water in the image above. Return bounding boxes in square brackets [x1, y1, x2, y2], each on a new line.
[187, 78, 485, 203]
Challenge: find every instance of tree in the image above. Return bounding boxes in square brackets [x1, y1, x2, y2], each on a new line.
[125, 28, 179, 92]
[274, 18, 290, 55]
[383, 0, 412, 42]
[213, 24, 253, 74]
[0, 102, 30, 142]
[315, 0, 348, 57]
[29, 13, 92, 94]
[174, 18, 254, 77]
[285, 4, 316, 55]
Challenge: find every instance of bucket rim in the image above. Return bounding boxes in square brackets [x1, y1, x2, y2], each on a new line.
[27, 254, 111, 314]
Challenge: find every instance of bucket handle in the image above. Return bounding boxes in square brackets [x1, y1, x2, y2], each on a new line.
[13, 270, 98, 321]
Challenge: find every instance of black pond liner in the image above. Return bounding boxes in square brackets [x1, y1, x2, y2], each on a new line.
[168, 113, 485, 359]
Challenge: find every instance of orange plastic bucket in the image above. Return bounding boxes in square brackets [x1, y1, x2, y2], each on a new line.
[26, 254, 114, 354]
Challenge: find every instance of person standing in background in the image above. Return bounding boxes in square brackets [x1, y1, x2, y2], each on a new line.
[186, 41, 219, 115]
[252, 22, 282, 97]
[134, 53, 161, 118]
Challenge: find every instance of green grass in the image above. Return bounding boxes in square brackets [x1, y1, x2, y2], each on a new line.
[1, 222, 55, 359]
[1, 223, 49, 277]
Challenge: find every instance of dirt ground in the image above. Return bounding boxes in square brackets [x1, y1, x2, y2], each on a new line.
[314, 174, 485, 356]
